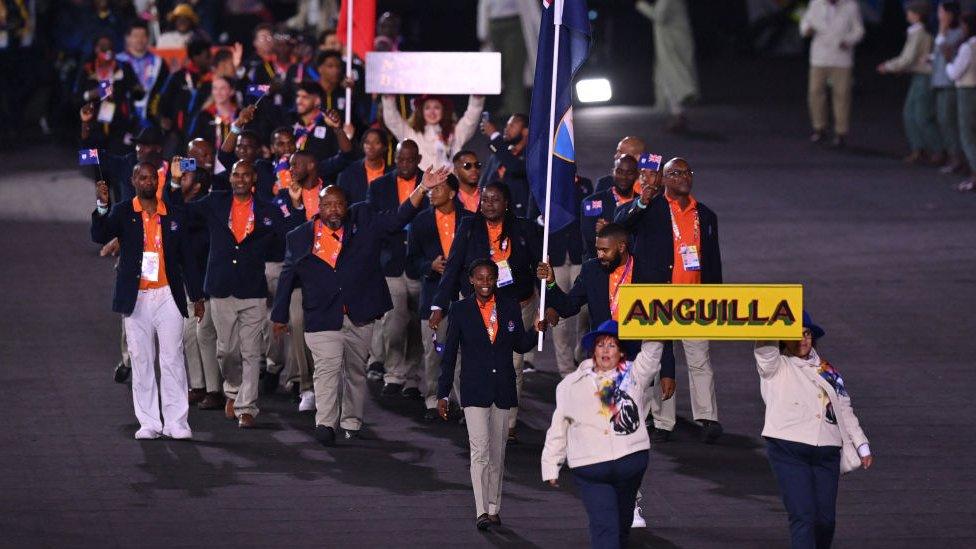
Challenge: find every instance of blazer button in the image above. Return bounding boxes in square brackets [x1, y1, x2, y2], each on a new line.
[492, 369, 496, 373]
[232, 260, 237, 264]
[235, 245, 240, 250]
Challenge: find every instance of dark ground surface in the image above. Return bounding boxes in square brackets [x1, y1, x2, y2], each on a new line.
[1, 57, 974, 548]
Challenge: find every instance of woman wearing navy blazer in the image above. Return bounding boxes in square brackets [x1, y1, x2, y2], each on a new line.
[436, 259, 545, 530]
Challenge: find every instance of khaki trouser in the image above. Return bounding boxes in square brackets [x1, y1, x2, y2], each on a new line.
[643, 339, 718, 430]
[264, 263, 314, 391]
[381, 275, 423, 389]
[184, 296, 223, 393]
[464, 404, 511, 517]
[421, 320, 461, 409]
[551, 262, 583, 376]
[211, 296, 266, 418]
[808, 66, 853, 135]
[509, 298, 536, 430]
[304, 318, 374, 431]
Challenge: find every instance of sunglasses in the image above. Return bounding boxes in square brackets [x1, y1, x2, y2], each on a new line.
[462, 162, 482, 170]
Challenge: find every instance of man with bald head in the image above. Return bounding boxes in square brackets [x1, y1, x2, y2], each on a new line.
[177, 159, 294, 428]
[615, 157, 725, 443]
[271, 168, 447, 446]
[595, 136, 646, 193]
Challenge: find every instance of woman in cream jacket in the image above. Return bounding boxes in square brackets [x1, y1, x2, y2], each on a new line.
[381, 94, 485, 170]
[755, 312, 873, 549]
[541, 320, 661, 549]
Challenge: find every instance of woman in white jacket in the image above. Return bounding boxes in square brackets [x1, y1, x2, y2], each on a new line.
[381, 94, 485, 170]
[541, 320, 661, 549]
[755, 312, 873, 549]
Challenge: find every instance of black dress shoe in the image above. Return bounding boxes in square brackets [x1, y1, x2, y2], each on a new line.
[381, 382, 403, 396]
[343, 428, 361, 441]
[401, 387, 422, 400]
[476, 514, 492, 531]
[488, 514, 501, 526]
[314, 425, 336, 447]
[700, 420, 723, 444]
[114, 361, 131, 384]
[259, 370, 279, 395]
[809, 130, 827, 144]
[423, 408, 440, 422]
[651, 427, 672, 443]
[366, 361, 385, 381]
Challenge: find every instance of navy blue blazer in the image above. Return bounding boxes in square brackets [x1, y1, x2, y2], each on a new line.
[270, 200, 421, 332]
[615, 196, 723, 284]
[437, 294, 537, 408]
[594, 174, 613, 194]
[485, 135, 530, 218]
[367, 170, 427, 278]
[406, 204, 472, 320]
[546, 258, 677, 379]
[580, 188, 636, 260]
[432, 215, 542, 309]
[181, 191, 290, 299]
[337, 159, 390, 205]
[91, 201, 203, 317]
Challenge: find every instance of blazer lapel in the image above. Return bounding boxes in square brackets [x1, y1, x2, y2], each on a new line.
[595, 265, 610, 316]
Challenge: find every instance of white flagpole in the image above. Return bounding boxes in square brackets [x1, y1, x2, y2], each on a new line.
[344, 0, 354, 130]
[537, 0, 563, 351]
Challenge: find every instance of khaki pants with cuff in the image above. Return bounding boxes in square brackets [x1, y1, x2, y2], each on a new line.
[304, 318, 374, 431]
[808, 66, 852, 135]
[211, 296, 266, 418]
[464, 404, 512, 517]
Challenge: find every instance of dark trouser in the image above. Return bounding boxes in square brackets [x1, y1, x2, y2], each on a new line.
[766, 438, 841, 549]
[571, 450, 649, 549]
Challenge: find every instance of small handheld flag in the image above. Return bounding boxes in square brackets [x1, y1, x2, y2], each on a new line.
[78, 149, 100, 166]
[638, 153, 662, 171]
[246, 84, 270, 98]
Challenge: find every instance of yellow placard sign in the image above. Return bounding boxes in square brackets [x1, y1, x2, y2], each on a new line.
[617, 284, 803, 340]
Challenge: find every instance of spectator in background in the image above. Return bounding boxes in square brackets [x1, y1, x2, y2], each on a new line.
[74, 33, 142, 153]
[157, 37, 214, 149]
[480, 113, 530, 218]
[375, 11, 403, 52]
[877, 1, 943, 166]
[223, 0, 270, 47]
[382, 94, 485, 170]
[636, 0, 700, 133]
[946, 12, 976, 191]
[117, 21, 169, 128]
[800, 0, 865, 148]
[83, 0, 130, 52]
[188, 76, 240, 149]
[477, 0, 540, 119]
[157, 3, 210, 51]
[244, 23, 279, 86]
[933, 2, 967, 176]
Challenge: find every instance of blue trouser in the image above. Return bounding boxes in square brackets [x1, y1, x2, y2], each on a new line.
[766, 438, 841, 549]
[935, 87, 960, 155]
[956, 87, 976, 171]
[571, 450, 649, 549]
[903, 73, 942, 154]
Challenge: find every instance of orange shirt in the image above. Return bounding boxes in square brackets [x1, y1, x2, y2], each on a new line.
[272, 163, 292, 195]
[133, 197, 169, 290]
[476, 295, 498, 343]
[667, 194, 702, 285]
[301, 179, 323, 221]
[313, 222, 343, 268]
[397, 175, 417, 205]
[611, 186, 637, 207]
[229, 196, 255, 243]
[608, 255, 634, 318]
[486, 220, 510, 262]
[457, 186, 480, 213]
[365, 162, 386, 184]
[435, 209, 456, 258]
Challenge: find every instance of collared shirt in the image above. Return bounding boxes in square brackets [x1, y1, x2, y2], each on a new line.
[608, 256, 634, 318]
[133, 197, 169, 290]
[397, 175, 418, 204]
[611, 186, 638, 207]
[457, 186, 481, 213]
[365, 162, 386, 184]
[313, 221, 343, 268]
[229, 196, 255, 243]
[300, 179, 323, 221]
[486, 220, 510, 262]
[667, 194, 701, 284]
[435, 209, 456, 258]
[476, 295, 498, 343]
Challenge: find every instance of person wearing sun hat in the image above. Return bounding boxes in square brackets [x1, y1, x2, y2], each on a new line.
[541, 319, 663, 548]
[755, 311, 874, 549]
[157, 3, 209, 51]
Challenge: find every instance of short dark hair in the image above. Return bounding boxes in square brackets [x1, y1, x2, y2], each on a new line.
[361, 127, 388, 145]
[186, 37, 212, 59]
[238, 129, 261, 144]
[318, 29, 337, 44]
[291, 149, 316, 162]
[254, 23, 274, 37]
[272, 126, 295, 139]
[296, 81, 325, 98]
[468, 258, 499, 278]
[452, 149, 477, 163]
[213, 49, 234, 65]
[126, 21, 149, 35]
[597, 222, 628, 242]
[315, 50, 343, 68]
[445, 174, 460, 193]
[510, 113, 529, 126]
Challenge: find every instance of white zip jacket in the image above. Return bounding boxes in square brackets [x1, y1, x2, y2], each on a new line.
[541, 354, 661, 481]
[755, 342, 869, 454]
[800, 0, 865, 68]
[381, 95, 485, 170]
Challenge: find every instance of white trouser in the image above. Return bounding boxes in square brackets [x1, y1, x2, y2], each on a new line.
[211, 296, 266, 418]
[304, 318, 374, 431]
[644, 339, 718, 430]
[421, 319, 461, 409]
[382, 275, 423, 388]
[509, 298, 536, 430]
[464, 405, 511, 517]
[123, 287, 190, 434]
[184, 296, 222, 393]
[550, 262, 582, 376]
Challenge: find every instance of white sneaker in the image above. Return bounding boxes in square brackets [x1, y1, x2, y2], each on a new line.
[163, 427, 193, 440]
[134, 428, 161, 440]
[631, 505, 647, 529]
[298, 390, 316, 412]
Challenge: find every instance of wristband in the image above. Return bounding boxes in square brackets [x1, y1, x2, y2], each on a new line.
[546, 280, 556, 290]
[230, 124, 242, 135]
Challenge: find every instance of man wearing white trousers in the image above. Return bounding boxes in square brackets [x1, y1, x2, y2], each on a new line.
[91, 164, 204, 440]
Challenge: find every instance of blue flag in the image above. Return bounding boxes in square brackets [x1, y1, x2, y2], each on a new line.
[246, 84, 270, 98]
[526, 0, 591, 234]
[78, 149, 100, 166]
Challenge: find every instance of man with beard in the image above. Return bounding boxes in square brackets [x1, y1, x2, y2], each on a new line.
[479, 114, 530, 218]
[594, 136, 646, 193]
[91, 163, 204, 439]
[581, 155, 639, 261]
[271, 170, 445, 445]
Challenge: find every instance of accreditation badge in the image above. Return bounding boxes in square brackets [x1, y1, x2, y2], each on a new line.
[679, 244, 701, 271]
[141, 251, 160, 282]
[97, 101, 116, 123]
[314, 126, 327, 139]
[495, 260, 514, 288]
